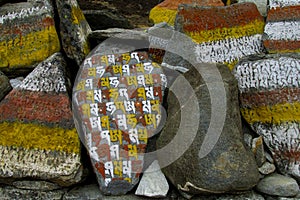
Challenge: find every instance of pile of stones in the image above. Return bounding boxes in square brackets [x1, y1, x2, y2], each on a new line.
[0, 0, 299, 199]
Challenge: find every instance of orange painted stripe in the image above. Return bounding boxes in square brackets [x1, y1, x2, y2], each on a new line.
[0, 90, 74, 129]
[240, 88, 300, 107]
[263, 40, 300, 53]
[267, 5, 300, 22]
[178, 3, 263, 32]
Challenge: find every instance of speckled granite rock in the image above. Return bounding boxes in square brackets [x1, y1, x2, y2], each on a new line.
[73, 48, 167, 195]
[0, 53, 84, 186]
[55, 0, 91, 66]
[0, 0, 60, 75]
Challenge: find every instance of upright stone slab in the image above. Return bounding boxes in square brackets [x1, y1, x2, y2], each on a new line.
[232, 54, 300, 181]
[73, 50, 167, 195]
[149, 0, 224, 26]
[157, 63, 259, 194]
[56, 0, 91, 66]
[263, 0, 300, 53]
[0, 1, 60, 74]
[0, 53, 83, 186]
[238, 0, 268, 16]
[0, 71, 11, 101]
[165, 3, 265, 70]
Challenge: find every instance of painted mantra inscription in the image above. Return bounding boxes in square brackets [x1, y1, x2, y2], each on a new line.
[74, 52, 166, 187]
[234, 57, 300, 93]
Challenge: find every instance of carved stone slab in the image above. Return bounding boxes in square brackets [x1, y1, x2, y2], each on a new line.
[233, 54, 300, 181]
[73, 50, 167, 195]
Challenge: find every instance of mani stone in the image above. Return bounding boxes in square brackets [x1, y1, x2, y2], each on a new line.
[256, 173, 299, 197]
[0, 0, 60, 74]
[0, 53, 84, 186]
[72, 50, 167, 195]
[232, 54, 300, 181]
[263, 0, 300, 53]
[0, 71, 11, 101]
[157, 63, 259, 195]
[149, 0, 224, 26]
[168, 2, 265, 71]
[55, 0, 91, 66]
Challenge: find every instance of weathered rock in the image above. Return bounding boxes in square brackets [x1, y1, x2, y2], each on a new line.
[157, 63, 259, 194]
[149, 0, 224, 26]
[72, 49, 167, 195]
[0, 71, 11, 101]
[83, 10, 133, 30]
[263, 0, 300, 53]
[88, 28, 148, 50]
[164, 2, 265, 71]
[258, 162, 276, 175]
[9, 77, 23, 89]
[0, 185, 65, 200]
[63, 184, 104, 200]
[55, 0, 91, 66]
[232, 54, 300, 181]
[0, 53, 84, 186]
[0, 0, 60, 75]
[252, 136, 266, 167]
[238, 0, 268, 16]
[256, 173, 299, 197]
[135, 160, 169, 197]
[12, 180, 61, 191]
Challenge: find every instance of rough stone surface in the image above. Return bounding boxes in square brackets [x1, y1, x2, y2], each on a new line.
[0, 0, 60, 75]
[238, 0, 268, 16]
[135, 160, 169, 197]
[164, 2, 265, 71]
[11, 180, 61, 191]
[63, 184, 104, 200]
[258, 162, 276, 175]
[252, 136, 266, 167]
[83, 10, 133, 30]
[0, 71, 11, 101]
[149, 0, 224, 26]
[263, 0, 300, 53]
[88, 28, 149, 50]
[0, 53, 83, 186]
[0, 185, 65, 200]
[232, 54, 300, 181]
[72, 49, 167, 195]
[157, 63, 259, 194]
[256, 173, 299, 197]
[55, 0, 91, 66]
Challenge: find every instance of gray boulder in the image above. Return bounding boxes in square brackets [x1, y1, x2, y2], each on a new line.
[157, 63, 260, 194]
[0, 71, 11, 101]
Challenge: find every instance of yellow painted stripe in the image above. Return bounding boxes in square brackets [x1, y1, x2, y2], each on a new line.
[186, 19, 265, 43]
[241, 102, 300, 125]
[268, 49, 300, 54]
[0, 26, 60, 68]
[71, 6, 87, 25]
[0, 121, 80, 154]
[149, 6, 177, 26]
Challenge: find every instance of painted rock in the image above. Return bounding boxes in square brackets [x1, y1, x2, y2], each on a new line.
[0, 0, 60, 74]
[263, 0, 300, 53]
[149, 0, 224, 26]
[0, 71, 11, 101]
[55, 0, 91, 66]
[0, 53, 84, 186]
[170, 2, 265, 70]
[157, 63, 259, 194]
[232, 54, 300, 181]
[72, 50, 167, 195]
